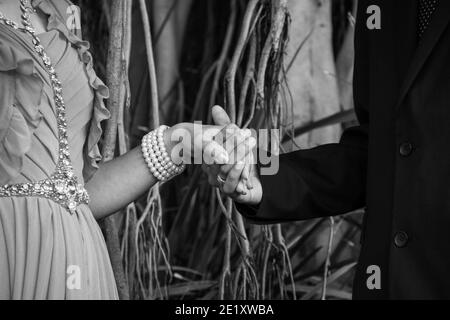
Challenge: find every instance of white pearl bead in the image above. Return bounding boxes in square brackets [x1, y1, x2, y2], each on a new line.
[141, 126, 176, 182]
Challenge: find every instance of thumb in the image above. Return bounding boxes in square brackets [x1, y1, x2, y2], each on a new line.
[212, 105, 231, 126]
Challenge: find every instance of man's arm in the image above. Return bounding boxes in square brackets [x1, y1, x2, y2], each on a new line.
[236, 122, 368, 224]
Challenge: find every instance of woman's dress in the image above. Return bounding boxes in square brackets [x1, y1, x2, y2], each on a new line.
[0, 0, 118, 299]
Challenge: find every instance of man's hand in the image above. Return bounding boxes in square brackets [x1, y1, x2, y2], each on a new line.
[201, 106, 263, 206]
[204, 159, 263, 205]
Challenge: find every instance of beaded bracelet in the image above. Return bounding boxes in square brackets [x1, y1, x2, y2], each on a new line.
[141, 125, 186, 182]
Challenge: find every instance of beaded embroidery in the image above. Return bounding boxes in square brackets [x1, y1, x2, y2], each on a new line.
[0, 0, 89, 214]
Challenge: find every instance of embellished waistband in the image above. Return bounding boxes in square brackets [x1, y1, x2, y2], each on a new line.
[0, 177, 89, 214]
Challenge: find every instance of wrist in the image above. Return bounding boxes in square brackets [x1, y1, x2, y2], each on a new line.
[163, 126, 179, 160]
[141, 126, 185, 182]
[250, 165, 263, 205]
[163, 123, 191, 164]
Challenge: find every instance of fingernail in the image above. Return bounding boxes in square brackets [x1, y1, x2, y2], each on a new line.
[238, 190, 247, 196]
[216, 153, 229, 164]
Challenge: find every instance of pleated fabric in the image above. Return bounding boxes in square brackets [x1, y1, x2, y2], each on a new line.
[0, 0, 118, 299]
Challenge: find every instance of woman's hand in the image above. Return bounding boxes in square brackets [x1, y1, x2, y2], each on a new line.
[163, 122, 230, 165]
[163, 106, 256, 167]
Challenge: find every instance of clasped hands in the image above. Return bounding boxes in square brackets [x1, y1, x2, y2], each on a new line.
[201, 106, 262, 206]
[164, 106, 262, 205]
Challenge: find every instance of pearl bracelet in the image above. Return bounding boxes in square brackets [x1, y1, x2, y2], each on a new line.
[141, 126, 186, 182]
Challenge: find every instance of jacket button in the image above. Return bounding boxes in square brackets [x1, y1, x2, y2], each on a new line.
[399, 142, 414, 157]
[394, 231, 409, 248]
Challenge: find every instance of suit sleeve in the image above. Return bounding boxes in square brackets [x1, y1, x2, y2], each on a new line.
[237, 4, 370, 224]
[237, 123, 368, 224]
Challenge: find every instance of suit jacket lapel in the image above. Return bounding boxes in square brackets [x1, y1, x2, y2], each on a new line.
[393, 1, 418, 88]
[366, 1, 417, 111]
[396, 0, 450, 111]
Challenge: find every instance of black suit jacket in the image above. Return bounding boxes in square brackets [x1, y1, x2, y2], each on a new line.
[241, 0, 450, 299]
